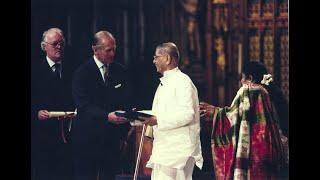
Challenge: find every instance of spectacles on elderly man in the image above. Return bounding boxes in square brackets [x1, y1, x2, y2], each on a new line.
[44, 41, 65, 48]
[153, 55, 165, 60]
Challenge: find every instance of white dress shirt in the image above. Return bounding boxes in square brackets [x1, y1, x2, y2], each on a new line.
[93, 55, 108, 82]
[146, 67, 203, 170]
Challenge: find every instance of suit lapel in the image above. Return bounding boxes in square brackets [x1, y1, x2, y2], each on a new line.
[40, 58, 56, 81]
[88, 58, 106, 86]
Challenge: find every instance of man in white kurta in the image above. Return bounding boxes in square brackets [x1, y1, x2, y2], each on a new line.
[140, 42, 203, 180]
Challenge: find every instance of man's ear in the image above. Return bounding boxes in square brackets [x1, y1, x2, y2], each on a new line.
[92, 46, 97, 52]
[248, 75, 253, 81]
[41, 43, 47, 51]
[166, 55, 172, 65]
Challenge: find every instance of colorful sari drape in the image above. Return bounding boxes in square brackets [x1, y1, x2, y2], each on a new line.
[211, 83, 287, 180]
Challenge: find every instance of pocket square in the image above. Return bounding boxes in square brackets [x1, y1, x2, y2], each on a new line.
[114, 84, 122, 88]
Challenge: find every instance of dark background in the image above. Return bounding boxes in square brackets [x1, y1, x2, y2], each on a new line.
[31, 1, 290, 175]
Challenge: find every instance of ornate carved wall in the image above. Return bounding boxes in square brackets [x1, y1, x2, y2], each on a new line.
[247, 0, 289, 100]
[206, 0, 289, 106]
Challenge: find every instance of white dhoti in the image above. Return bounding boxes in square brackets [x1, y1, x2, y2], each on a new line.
[151, 157, 195, 180]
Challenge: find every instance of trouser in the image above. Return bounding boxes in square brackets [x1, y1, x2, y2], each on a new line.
[32, 143, 73, 180]
[151, 157, 195, 180]
[72, 139, 119, 180]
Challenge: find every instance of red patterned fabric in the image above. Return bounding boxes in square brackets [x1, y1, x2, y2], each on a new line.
[211, 83, 287, 179]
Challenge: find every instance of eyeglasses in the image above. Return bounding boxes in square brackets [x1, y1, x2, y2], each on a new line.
[44, 41, 65, 48]
[153, 55, 164, 60]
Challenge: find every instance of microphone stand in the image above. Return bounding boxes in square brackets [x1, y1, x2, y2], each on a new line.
[133, 124, 146, 180]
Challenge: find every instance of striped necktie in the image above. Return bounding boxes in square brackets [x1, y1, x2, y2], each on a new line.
[103, 64, 109, 85]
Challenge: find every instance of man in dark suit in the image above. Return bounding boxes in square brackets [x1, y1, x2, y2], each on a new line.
[72, 30, 132, 180]
[31, 28, 75, 180]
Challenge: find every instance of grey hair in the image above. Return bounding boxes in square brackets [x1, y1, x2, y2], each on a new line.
[156, 42, 180, 64]
[92, 31, 115, 47]
[40, 28, 65, 51]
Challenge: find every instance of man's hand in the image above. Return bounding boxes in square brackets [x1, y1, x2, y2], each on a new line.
[199, 102, 216, 121]
[108, 111, 128, 124]
[38, 110, 50, 120]
[140, 116, 157, 126]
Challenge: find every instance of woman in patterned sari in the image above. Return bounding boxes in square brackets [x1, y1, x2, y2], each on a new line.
[200, 61, 288, 179]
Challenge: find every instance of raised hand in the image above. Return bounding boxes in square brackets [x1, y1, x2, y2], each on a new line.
[140, 116, 157, 126]
[199, 102, 216, 121]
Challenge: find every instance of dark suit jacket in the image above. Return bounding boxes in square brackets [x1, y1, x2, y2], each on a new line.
[71, 58, 131, 149]
[31, 57, 75, 148]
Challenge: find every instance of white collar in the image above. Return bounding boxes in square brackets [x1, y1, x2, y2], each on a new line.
[46, 56, 61, 68]
[93, 55, 106, 69]
[160, 67, 179, 84]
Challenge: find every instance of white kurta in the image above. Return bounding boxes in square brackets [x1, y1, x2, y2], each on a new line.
[146, 68, 203, 170]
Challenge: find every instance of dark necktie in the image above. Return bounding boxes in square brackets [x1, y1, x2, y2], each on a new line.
[53, 63, 61, 79]
[103, 64, 109, 85]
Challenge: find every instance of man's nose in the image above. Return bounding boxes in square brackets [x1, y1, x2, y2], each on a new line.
[56, 44, 63, 49]
[109, 50, 115, 56]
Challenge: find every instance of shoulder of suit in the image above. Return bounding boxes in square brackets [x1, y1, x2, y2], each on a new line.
[73, 59, 92, 75]
[111, 62, 128, 71]
[80, 58, 95, 69]
[32, 58, 50, 72]
[34, 57, 47, 66]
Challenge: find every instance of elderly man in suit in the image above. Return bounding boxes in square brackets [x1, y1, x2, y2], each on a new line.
[31, 27, 75, 180]
[72, 30, 132, 180]
[140, 42, 203, 180]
